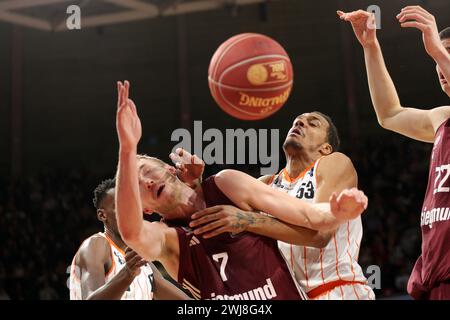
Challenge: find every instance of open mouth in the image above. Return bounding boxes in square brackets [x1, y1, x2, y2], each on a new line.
[439, 73, 448, 85]
[156, 184, 165, 198]
[289, 128, 304, 137]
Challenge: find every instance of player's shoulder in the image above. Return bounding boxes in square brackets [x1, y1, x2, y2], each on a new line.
[319, 152, 353, 166]
[317, 152, 355, 175]
[214, 169, 247, 186]
[78, 234, 110, 262]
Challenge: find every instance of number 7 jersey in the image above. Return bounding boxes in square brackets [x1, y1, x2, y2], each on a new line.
[170, 175, 307, 300]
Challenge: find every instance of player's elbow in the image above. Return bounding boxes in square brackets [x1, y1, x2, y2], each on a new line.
[312, 231, 334, 248]
[119, 226, 142, 247]
[377, 116, 389, 129]
[377, 106, 404, 130]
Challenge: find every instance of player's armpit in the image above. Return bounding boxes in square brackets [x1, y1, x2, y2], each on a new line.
[429, 105, 450, 132]
[127, 221, 175, 262]
[127, 221, 180, 281]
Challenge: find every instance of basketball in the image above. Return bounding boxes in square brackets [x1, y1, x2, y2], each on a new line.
[208, 33, 294, 120]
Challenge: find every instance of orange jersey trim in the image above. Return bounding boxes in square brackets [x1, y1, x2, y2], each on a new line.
[280, 161, 316, 184]
[307, 280, 366, 299]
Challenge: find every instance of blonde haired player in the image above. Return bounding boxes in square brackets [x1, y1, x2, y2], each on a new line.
[69, 178, 190, 300]
[183, 112, 375, 300]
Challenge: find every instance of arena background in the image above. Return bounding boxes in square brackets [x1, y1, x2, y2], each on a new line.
[0, 0, 449, 300]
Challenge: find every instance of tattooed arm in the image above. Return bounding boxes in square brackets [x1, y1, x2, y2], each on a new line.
[189, 205, 331, 248]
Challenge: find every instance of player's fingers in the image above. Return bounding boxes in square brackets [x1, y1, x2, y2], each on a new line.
[127, 254, 142, 266]
[175, 162, 186, 171]
[203, 226, 231, 239]
[399, 8, 434, 23]
[128, 99, 137, 116]
[193, 219, 226, 235]
[190, 212, 223, 227]
[169, 152, 182, 164]
[135, 259, 147, 268]
[190, 206, 222, 221]
[346, 10, 370, 21]
[191, 154, 203, 165]
[120, 83, 127, 109]
[117, 82, 123, 107]
[125, 249, 138, 260]
[175, 147, 184, 157]
[400, 21, 427, 31]
[176, 148, 192, 163]
[124, 80, 130, 101]
[397, 12, 429, 24]
[329, 192, 339, 213]
[337, 10, 346, 19]
[401, 5, 431, 17]
[362, 194, 369, 209]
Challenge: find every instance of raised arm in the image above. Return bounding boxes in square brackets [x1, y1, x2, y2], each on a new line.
[338, 10, 450, 142]
[213, 169, 367, 232]
[115, 81, 177, 264]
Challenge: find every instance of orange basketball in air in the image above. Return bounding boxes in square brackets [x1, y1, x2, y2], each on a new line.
[208, 33, 294, 120]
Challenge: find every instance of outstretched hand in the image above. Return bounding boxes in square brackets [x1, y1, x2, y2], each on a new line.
[397, 6, 444, 59]
[337, 9, 377, 48]
[116, 81, 142, 153]
[330, 188, 368, 222]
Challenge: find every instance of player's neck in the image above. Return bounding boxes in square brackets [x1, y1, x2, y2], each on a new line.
[284, 153, 317, 178]
[104, 228, 127, 251]
[165, 186, 206, 221]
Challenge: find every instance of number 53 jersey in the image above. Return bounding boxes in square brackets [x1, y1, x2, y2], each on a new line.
[270, 159, 371, 299]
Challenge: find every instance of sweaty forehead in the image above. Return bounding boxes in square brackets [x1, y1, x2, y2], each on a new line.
[296, 112, 329, 125]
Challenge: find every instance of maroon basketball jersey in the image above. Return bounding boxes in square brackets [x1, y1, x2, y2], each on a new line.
[408, 118, 450, 299]
[171, 176, 306, 300]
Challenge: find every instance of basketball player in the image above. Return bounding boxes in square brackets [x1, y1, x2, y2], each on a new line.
[338, 6, 450, 299]
[179, 112, 374, 300]
[114, 80, 368, 299]
[69, 178, 190, 300]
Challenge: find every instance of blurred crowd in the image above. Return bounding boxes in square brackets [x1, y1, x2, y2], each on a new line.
[0, 136, 432, 299]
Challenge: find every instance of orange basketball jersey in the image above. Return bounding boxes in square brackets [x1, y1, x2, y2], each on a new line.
[269, 158, 374, 299]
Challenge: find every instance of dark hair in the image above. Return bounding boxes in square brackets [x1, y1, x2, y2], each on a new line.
[439, 27, 450, 40]
[93, 178, 116, 209]
[312, 111, 341, 152]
